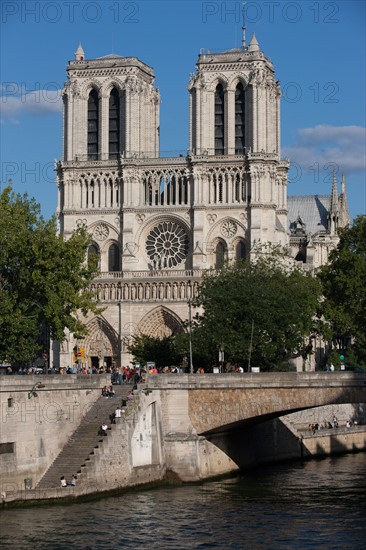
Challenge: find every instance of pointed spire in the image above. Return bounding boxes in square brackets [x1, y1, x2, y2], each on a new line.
[248, 32, 260, 52]
[330, 170, 338, 212]
[339, 174, 350, 227]
[74, 43, 85, 61]
[328, 171, 339, 233]
[241, 2, 247, 49]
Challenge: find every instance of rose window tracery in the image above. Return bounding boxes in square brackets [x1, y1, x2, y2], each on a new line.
[94, 223, 109, 241]
[221, 220, 237, 238]
[146, 221, 189, 268]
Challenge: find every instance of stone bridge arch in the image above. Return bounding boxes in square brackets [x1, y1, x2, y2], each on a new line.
[143, 372, 366, 481]
[146, 372, 366, 435]
[189, 376, 366, 435]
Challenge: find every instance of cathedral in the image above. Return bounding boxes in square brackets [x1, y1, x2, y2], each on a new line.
[55, 36, 349, 370]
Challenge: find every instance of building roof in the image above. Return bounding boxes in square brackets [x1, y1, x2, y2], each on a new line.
[288, 195, 330, 235]
[97, 54, 125, 60]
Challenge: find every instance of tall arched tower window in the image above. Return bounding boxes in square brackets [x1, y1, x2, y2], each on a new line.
[63, 94, 68, 161]
[87, 243, 100, 269]
[109, 88, 120, 160]
[236, 240, 246, 263]
[108, 243, 120, 272]
[215, 241, 227, 269]
[88, 89, 99, 160]
[215, 84, 225, 155]
[235, 83, 245, 154]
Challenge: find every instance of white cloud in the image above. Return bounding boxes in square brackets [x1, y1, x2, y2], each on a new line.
[0, 84, 63, 121]
[283, 125, 366, 175]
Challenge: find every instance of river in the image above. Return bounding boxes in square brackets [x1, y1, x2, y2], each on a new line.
[1, 453, 365, 549]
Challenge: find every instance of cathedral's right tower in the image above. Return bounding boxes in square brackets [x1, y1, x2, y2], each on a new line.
[188, 33, 289, 251]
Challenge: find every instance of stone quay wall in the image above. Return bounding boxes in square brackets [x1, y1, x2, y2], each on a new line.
[0, 375, 110, 491]
[1, 372, 365, 505]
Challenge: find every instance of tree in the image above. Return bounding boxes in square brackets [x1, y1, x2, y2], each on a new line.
[127, 334, 183, 369]
[193, 249, 321, 370]
[318, 215, 366, 365]
[0, 187, 100, 364]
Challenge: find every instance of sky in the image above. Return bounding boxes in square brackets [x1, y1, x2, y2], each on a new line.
[1, 0, 365, 220]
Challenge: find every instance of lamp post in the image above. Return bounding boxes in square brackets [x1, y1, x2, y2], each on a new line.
[188, 280, 193, 374]
[248, 319, 254, 372]
[219, 344, 225, 373]
[118, 300, 122, 367]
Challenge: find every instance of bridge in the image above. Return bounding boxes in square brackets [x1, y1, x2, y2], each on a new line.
[145, 371, 366, 434]
[142, 371, 366, 480]
[1, 371, 365, 501]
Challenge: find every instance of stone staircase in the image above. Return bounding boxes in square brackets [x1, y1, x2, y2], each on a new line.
[36, 385, 132, 489]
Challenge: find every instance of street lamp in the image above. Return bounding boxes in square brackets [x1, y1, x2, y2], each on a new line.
[248, 319, 254, 372]
[188, 280, 193, 374]
[118, 300, 122, 367]
[219, 344, 225, 373]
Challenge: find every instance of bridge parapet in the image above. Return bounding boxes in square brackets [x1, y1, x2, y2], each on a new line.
[146, 372, 366, 390]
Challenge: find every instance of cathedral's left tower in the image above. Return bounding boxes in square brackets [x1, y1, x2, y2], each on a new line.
[58, 44, 160, 244]
[62, 44, 160, 164]
[56, 45, 161, 369]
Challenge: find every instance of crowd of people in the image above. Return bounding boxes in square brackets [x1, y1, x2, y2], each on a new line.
[4, 363, 236, 376]
[307, 415, 359, 434]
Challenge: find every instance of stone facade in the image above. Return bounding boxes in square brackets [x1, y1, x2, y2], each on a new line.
[55, 38, 349, 370]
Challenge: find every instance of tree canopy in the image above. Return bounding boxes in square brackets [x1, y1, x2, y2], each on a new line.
[0, 187, 99, 364]
[192, 249, 321, 370]
[318, 215, 366, 365]
[127, 334, 184, 369]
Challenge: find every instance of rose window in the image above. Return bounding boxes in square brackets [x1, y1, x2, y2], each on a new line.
[93, 223, 109, 241]
[221, 220, 237, 238]
[146, 221, 189, 268]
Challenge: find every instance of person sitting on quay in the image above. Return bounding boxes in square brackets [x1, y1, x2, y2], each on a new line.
[98, 423, 108, 436]
[60, 476, 67, 488]
[108, 385, 115, 398]
[68, 475, 77, 487]
[127, 390, 134, 400]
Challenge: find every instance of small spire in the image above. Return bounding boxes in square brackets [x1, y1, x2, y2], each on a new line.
[341, 174, 346, 195]
[328, 170, 339, 233]
[241, 2, 247, 49]
[330, 170, 338, 212]
[248, 32, 260, 52]
[74, 43, 85, 61]
[339, 174, 350, 227]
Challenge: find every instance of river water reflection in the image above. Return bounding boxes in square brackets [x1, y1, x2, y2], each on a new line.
[1, 453, 365, 549]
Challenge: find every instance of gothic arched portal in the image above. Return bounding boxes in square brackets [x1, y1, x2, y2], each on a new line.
[82, 317, 118, 369]
[137, 306, 185, 339]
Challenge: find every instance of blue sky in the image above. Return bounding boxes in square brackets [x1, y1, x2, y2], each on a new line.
[1, 0, 365, 220]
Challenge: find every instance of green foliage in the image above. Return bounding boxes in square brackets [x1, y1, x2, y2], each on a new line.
[128, 334, 183, 369]
[0, 187, 100, 364]
[318, 215, 366, 364]
[193, 250, 321, 370]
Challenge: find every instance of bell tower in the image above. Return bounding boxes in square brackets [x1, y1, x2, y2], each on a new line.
[188, 33, 289, 249]
[62, 45, 160, 162]
[188, 33, 281, 157]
